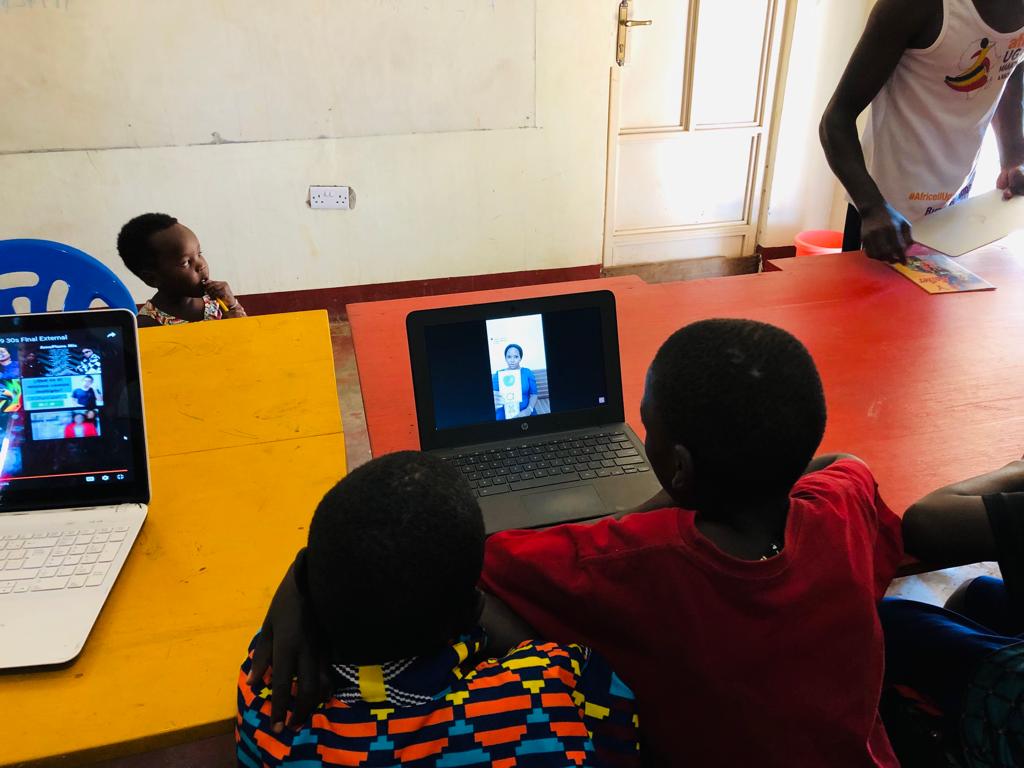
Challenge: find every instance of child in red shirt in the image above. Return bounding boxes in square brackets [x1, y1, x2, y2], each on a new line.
[253, 319, 904, 766]
[480, 319, 904, 766]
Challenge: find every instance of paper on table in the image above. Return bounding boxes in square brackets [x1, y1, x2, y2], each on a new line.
[889, 248, 995, 294]
[911, 189, 1024, 256]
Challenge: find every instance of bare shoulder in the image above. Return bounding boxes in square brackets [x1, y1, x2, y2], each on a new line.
[866, 0, 943, 49]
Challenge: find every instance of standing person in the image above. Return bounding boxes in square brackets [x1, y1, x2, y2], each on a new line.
[820, 0, 1024, 262]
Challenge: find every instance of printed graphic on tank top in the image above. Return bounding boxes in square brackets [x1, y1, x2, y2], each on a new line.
[862, 0, 1024, 221]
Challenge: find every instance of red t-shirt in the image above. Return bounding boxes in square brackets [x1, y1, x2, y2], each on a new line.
[481, 459, 904, 767]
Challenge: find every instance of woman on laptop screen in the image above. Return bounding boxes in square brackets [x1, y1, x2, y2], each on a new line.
[492, 344, 540, 421]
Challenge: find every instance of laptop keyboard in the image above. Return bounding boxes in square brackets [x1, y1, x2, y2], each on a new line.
[0, 528, 128, 595]
[445, 431, 651, 498]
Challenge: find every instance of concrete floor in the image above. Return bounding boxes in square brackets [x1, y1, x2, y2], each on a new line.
[90, 313, 998, 767]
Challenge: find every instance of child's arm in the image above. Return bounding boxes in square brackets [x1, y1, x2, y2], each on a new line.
[248, 552, 331, 731]
[803, 453, 864, 474]
[902, 460, 1024, 569]
[613, 487, 675, 519]
[480, 591, 535, 655]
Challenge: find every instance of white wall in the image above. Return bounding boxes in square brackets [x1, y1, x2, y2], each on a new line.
[760, 0, 875, 247]
[0, 2, 616, 301]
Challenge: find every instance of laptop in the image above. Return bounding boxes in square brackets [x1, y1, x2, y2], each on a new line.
[407, 290, 660, 533]
[0, 309, 149, 669]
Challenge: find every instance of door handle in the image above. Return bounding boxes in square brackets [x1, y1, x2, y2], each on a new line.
[616, 0, 653, 66]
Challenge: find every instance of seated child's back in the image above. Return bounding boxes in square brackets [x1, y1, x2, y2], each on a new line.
[482, 320, 904, 766]
[117, 213, 246, 327]
[237, 452, 640, 767]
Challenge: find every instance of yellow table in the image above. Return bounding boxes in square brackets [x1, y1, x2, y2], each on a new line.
[0, 312, 346, 766]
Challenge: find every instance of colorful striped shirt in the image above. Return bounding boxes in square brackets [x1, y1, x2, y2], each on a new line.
[236, 629, 641, 767]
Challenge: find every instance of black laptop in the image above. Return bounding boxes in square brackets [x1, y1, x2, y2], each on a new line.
[407, 290, 660, 533]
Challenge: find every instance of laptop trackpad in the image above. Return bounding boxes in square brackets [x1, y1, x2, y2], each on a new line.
[522, 485, 606, 525]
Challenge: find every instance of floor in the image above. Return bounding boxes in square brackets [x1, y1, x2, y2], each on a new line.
[93, 275, 1000, 767]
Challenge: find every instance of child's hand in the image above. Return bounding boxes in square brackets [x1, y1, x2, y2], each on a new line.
[203, 280, 237, 307]
[204, 280, 247, 318]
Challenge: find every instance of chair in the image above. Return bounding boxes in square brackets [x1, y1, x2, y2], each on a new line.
[0, 239, 136, 314]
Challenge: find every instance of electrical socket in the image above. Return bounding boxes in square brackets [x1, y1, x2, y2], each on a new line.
[309, 186, 354, 210]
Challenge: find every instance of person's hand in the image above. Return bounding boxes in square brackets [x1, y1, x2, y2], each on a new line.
[997, 164, 1024, 200]
[860, 206, 912, 263]
[204, 280, 246, 316]
[859, 203, 913, 263]
[247, 554, 331, 731]
[203, 279, 236, 305]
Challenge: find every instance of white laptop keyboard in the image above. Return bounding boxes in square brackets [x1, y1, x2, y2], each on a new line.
[0, 528, 128, 594]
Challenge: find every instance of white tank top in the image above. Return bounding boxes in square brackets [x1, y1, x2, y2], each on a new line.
[863, 0, 1024, 221]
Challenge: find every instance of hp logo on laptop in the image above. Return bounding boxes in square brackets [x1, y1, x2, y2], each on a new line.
[521, 423, 529, 431]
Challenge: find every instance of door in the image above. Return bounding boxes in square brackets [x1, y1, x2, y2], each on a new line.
[603, 0, 789, 267]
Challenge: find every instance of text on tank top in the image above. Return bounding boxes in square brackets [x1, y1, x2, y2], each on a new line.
[862, 0, 1024, 221]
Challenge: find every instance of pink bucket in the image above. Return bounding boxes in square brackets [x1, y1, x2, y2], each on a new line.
[794, 230, 843, 257]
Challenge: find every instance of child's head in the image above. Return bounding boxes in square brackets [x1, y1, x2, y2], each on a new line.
[305, 451, 485, 664]
[72, 413, 84, 424]
[117, 213, 209, 298]
[642, 319, 826, 513]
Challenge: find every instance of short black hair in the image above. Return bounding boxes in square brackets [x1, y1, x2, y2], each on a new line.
[116, 213, 178, 278]
[305, 451, 485, 664]
[504, 344, 523, 358]
[648, 318, 826, 507]
[83, 375, 93, 382]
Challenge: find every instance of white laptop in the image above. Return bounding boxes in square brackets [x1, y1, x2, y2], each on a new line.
[0, 309, 148, 669]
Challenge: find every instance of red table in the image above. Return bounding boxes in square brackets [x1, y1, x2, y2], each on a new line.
[348, 249, 1024, 514]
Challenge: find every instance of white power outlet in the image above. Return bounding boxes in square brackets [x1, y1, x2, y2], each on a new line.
[309, 185, 353, 210]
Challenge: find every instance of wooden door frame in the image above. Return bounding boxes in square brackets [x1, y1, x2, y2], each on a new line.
[601, 0, 796, 268]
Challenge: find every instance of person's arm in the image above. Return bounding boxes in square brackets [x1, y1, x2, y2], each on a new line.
[480, 591, 535, 655]
[613, 487, 675, 519]
[902, 460, 1024, 569]
[524, 394, 539, 417]
[521, 371, 539, 416]
[819, 0, 933, 262]
[248, 551, 332, 731]
[803, 453, 864, 475]
[993, 65, 1024, 199]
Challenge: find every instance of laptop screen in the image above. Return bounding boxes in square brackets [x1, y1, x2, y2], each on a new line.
[0, 310, 149, 513]
[407, 291, 625, 450]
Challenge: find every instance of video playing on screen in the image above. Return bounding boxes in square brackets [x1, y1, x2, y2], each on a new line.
[425, 306, 609, 431]
[0, 327, 135, 496]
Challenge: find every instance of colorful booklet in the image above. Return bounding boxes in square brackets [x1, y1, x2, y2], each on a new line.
[889, 249, 995, 294]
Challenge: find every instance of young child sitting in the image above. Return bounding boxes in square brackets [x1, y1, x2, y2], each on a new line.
[880, 460, 1024, 765]
[116, 213, 246, 327]
[237, 451, 640, 767]
[253, 319, 914, 765]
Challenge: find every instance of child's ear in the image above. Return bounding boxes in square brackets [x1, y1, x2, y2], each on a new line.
[669, 444, 695, 496]
[137, 269, 161, 289]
